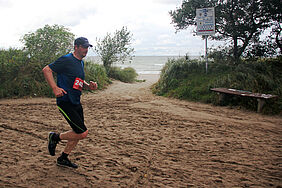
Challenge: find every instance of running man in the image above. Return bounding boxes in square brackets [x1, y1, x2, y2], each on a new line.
[42, 37, 97, 168]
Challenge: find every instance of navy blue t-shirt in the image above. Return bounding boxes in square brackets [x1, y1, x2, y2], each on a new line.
[48, 53, 85, 105]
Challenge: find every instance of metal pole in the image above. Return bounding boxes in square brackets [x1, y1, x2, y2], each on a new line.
[205, 35, 208, 74]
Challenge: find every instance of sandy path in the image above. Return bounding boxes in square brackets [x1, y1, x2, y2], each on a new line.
[0, 74, 281, 187]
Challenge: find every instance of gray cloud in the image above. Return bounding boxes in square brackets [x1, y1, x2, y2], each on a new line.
[43, 7, 96, 27]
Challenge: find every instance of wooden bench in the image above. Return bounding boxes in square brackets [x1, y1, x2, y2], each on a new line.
[210, 88, 278, 113]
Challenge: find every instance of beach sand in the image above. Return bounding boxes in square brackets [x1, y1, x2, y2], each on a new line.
[0, 74, 281, 187]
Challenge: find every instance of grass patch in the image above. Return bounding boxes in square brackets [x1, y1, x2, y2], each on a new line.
[84, 61, 110, 90]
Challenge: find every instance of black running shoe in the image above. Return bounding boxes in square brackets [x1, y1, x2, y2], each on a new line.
[57, 156, 78, 169]
[48, 132, 58, 156]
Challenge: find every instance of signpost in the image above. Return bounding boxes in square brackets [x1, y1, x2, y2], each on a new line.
[196, 7, 215, 73]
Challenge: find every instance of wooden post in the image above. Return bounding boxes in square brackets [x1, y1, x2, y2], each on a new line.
[205, 35, 208, 74]
[257, 98, 266, 113]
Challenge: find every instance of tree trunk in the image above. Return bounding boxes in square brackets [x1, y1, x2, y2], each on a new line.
[233, 36, 239, 61]
[276, 30, 282, 53]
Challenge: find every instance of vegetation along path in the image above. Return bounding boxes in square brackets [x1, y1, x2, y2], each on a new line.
[0, 74, 281, 187]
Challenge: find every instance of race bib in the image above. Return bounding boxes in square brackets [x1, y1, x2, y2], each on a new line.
[73, 77, 83, 91]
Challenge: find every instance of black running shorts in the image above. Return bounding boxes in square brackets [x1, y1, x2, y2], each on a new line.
[57, 101, 87, 134]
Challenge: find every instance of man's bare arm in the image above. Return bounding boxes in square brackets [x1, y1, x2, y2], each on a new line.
[83, 80, 98, 90]
[42, 65, 67, 97]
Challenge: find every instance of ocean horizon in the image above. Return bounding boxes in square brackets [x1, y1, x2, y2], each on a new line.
[86, 55, 201, 75]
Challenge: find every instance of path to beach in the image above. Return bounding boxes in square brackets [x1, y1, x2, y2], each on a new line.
[0, 74, 281, 187]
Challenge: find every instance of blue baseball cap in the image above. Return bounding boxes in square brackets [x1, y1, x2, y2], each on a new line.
[74, 37, 93, 48]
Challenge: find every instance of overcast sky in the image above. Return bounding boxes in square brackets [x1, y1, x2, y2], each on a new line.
[0, 0, 222, 56]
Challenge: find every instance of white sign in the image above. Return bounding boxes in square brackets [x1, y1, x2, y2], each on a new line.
[196, 7, 215, 35]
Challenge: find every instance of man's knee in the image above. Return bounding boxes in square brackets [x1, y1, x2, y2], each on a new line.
[79, 130, 88, 139]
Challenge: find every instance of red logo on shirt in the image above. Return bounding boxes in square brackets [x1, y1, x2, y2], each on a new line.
[73, 77, 83, 91]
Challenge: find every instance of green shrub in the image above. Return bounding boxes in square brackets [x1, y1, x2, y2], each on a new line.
[0, 48, 28, 83]
[154, 57, 223, 97]
[84, 61, 110, 90]
[107, 66, 138, 83]
[0, 49, 110, 98]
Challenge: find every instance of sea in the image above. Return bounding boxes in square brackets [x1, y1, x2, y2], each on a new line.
[86, 56, 200, 75]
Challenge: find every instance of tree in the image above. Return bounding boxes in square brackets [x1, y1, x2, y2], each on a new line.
[261, 0, 282, 55]
[243, 23, 281, 58]
[21, 24, 75, 64]
[94, 26, 134, 71]
[169, 0, 281, 60]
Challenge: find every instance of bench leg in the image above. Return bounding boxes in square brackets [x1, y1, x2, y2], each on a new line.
[217, 93, 226, 105]
[257, 99, 265, 113]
